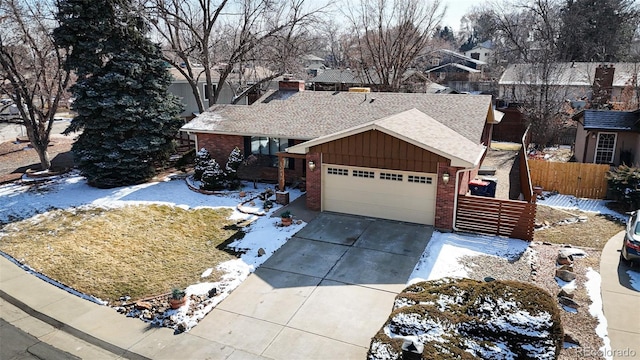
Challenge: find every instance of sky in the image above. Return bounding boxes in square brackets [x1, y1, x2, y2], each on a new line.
[440, 0, 478, 31]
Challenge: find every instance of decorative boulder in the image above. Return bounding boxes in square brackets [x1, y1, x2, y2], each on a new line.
[368, 278, 563, 360]
[556, 269, 577, 282]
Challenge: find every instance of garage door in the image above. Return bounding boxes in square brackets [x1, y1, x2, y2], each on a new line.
[322, 164, 437, 225]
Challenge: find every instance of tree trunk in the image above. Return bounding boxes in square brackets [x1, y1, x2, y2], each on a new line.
[36, 146, 52, 170]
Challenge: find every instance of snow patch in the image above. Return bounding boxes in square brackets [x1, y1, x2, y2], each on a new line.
[585, 268, 612, 360]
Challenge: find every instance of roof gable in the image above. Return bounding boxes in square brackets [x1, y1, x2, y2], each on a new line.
[287, 108, 486, 167]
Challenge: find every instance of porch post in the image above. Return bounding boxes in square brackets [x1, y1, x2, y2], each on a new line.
[278, 155, 286, 191]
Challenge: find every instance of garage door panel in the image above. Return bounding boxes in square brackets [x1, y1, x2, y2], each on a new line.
[322, 164, 436, 225]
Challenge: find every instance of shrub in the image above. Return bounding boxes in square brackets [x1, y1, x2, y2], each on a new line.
[224, 147, 243, 190]
[194, 148, 212, 181]
[607, 165, 640, 211]
[201, 159, 225, 191]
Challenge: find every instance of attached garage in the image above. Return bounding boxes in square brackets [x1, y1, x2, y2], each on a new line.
[322, 164, 437, 225]
[286, 108, 487, 229]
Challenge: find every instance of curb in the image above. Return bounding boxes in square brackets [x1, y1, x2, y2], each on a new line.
[0, 288, 150, 360]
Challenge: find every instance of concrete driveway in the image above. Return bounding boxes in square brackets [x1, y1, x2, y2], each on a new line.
[190, 212, 433, 359]
[600, 231, 640, 358]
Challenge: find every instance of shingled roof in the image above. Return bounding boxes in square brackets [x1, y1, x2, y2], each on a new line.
[181, 90, 493, 143]
[287, 108, 486, 167]
[578, 109, 640, 132]
[499, 62, 640, 87]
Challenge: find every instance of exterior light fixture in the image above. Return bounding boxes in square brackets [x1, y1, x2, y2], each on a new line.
[308, 160, 316, 171]
[442, 173, 450, 184]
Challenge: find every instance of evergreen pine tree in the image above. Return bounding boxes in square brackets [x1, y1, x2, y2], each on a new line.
[201, 159, 225, 191]
[54, 0, 183, 188]
[224, 147, 243, 189]
[194, 148, 212, 181]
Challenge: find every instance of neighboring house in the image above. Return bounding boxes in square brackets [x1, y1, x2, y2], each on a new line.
[181, 80, 503, 231]
[308, 69, 380, 91]
[463, 41, 494, 64]
[424, 49, 487, 82]
[308, 68, 430, 92]
[169, 65, 275, 117]
[573, 109, 640, 166]
[498, 62, 640, 106]
[168, 67, 246, 118]
[302, 54, 328, 78]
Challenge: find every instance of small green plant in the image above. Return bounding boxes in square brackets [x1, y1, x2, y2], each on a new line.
[607, 165, 640, 211]
[280, 210, 292, 218]
[171, 288, 186, 300]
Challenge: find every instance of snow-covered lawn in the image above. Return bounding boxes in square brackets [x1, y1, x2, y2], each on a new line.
[0, 171, 304, 332]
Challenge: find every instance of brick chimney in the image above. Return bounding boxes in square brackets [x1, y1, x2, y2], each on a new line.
[591, 64, 615, 107]
[278, 76, 305, 92]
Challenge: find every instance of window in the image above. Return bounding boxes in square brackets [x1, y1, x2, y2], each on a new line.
[470, 53, 480, 60]
[408, 175, 432, 184]
[327, 168, 348, 176]
[353, 170, 374, 178]
[380, 173, 403, 181]
[594, 133, 616, 164]
[430, 58, 440, 66]
[203, 84, 217, 101]
[245, 136, 293, 168]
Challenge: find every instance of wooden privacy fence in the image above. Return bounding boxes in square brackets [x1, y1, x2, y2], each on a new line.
[528, 160, 610, 199]
[456, 196, 536, 241]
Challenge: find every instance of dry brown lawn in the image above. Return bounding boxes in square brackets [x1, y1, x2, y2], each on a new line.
[0, 204, 239, 302]
[534, 205, 625, 249]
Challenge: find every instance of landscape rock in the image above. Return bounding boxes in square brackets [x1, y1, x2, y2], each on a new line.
[558, 286, 575, 299]
[557, 264, 574, 272]
[257, 247, 266, 257]
[559, 296, 580, 309]
[556, 269, 577, 282]
[556, 253, 574, 265]
[134, 301, 153, 311]
[208, 288, 218, 298]
[564, 332, 581, 347]
[559, 248, 587, 258]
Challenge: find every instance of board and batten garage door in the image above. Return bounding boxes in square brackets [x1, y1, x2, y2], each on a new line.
[322, 164, 437, 225]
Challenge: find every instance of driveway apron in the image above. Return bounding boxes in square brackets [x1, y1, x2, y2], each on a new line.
[191, 212, 433, 359]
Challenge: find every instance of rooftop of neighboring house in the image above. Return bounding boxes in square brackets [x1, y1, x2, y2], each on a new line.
[308, 69, 378, 85]
[574, 109, 640, 132]
[181, 85, 495, 143]
[301, 54, 325, 62]
[466, 41, 494, 52]
[499, 62, 640, 87]
[169, 66, 274, 84]
[429, 49, 487, 66]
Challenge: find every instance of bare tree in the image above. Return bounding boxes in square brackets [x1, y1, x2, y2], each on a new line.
[341, 0, 444, 91]
[147, 0, 324, 111]
[0, 0, 70, 170]
[485, 0, 579, 145]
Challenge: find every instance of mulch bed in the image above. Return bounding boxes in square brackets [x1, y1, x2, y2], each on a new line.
[0, 135, 75, 184]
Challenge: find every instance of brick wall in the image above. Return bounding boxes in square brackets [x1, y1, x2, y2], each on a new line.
[306, 153, 321, 211]
[196, 133, 244, 165]
[434, 163, 459, 231]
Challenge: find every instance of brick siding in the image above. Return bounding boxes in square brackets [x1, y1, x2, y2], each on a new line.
[306, 153, 321, 211]
[434, 163, 460, 231]
[196, 133, 244, 165]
